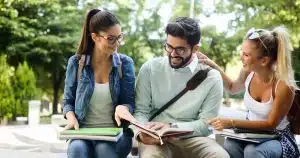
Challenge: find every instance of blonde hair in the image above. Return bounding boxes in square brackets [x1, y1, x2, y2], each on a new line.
[272, 26, 298, 89]
[245, 26, 298, 89]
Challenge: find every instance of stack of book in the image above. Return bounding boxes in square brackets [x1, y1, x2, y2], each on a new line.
[58, 128, 123, 142]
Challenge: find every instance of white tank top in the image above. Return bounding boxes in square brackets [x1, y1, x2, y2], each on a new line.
[244, 72, 289, 130]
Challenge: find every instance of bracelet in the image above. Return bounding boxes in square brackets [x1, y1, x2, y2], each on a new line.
[230, 119, 235, 128]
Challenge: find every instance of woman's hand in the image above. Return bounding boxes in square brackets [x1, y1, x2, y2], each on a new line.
[114, 105, 136, 126]
[197, 52, 220, 70]
[65, 111, 79, 130]
[208, 117, 233, 131]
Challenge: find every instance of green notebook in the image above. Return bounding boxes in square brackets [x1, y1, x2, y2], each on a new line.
[58, 128, 123, 142]
[61, 128, 122, 136]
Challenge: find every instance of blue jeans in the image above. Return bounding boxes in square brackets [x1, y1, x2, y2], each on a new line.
[67, 135, 132, 158]
[224, 138, 282, 158]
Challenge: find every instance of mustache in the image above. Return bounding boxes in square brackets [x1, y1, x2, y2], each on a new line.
[170, 56, 184, 60]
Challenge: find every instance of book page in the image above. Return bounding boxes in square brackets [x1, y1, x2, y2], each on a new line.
[158, 128, 193, 137]
[131, 121, 193, 138]
[130, 121, 159, 139]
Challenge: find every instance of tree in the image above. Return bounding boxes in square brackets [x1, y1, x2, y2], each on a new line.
[200, 26, 240, 72]
[12, 61, 38, 119]
[216, 0, 300, 83]
[0, 55, 14, 120]
[0, 0, 82, 113]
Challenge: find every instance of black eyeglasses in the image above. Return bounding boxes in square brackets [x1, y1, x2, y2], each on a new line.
[164, 43, 190, 56]
[98, 33, 125, 45]
[246, 28, 270, 55]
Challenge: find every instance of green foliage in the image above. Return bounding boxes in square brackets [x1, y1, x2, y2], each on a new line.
[12, 61, 38, 118]
[200, 26, 240, 71]
[0, 55, 38, 120]
[0, 55, 14, 120]
[0, 0, 82, 113]
[216, 0, 300, 84]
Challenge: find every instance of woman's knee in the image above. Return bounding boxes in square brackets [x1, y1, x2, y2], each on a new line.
[94, 141, 115, 152]
[244, 144, 257, 158]
[68, 140, 91, 158]
[224, 139, 244, 158]
[256, 140, 282, 158]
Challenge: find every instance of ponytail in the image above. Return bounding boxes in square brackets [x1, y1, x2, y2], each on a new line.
[272, 26, 298, 89]
[77, 9, 101, 55]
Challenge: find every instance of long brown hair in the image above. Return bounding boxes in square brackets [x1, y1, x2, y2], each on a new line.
[77, 9, 119, 55]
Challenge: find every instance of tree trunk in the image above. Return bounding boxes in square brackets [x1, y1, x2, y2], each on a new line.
[52, 83, 59, 114]
[52, 69, 64, 114]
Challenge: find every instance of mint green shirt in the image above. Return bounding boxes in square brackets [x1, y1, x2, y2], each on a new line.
[134, 55, 223, 136]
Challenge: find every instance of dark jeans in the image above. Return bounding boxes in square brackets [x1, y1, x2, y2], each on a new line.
[67, 134, 132, 158]
[224, 138, 282, 158]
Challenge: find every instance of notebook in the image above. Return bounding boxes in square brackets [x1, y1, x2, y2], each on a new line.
[213, 129, 278, 144]
[58, 128, 123, 142]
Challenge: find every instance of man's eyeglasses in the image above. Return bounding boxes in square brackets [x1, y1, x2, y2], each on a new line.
[164, 43, 189, 56]
[98, 33, 125, 45]
[246, 28, 270, 55]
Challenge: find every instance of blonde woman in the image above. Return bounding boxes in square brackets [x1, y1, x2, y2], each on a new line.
[200, 27, 299, 158]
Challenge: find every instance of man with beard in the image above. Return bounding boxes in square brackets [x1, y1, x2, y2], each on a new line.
[133, 17, 229, 158]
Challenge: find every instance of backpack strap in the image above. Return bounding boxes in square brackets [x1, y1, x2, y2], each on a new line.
[148, 68, 211, 121]
[77, 54, 86, 82]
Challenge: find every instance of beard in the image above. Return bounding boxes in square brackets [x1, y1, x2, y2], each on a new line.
[168, 52, 193, 69]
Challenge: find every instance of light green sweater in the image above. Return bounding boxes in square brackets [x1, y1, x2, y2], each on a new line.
[134, 55, 223, 136]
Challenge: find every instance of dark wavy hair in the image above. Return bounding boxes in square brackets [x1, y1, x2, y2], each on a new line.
[165, 17, 201, 46]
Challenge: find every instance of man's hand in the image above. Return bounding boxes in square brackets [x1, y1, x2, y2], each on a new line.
[145, 122, 170, 131]
[114, 105, 136, 126]
[65, 111, 79, 130]
[138, 132, 161, 145]
[138, 122, 171, 145]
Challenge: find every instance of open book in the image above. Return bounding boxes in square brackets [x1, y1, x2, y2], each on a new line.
[213, 129, 278, 143]
[58, 128, 123, 142]
[131, 121, 193, 145]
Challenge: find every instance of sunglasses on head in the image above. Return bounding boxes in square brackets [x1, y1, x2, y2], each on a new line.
[246, 28, 270, 55]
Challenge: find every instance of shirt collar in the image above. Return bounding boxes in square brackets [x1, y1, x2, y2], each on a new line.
[172, 53, 198, 73]
[112, 53, 121, 68]
[186, 53, 198, 73]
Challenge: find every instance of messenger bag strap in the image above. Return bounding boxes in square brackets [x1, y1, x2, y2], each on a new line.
[148, 68, 211, 121]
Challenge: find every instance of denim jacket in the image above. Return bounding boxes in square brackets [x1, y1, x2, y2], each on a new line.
[62, 53, 135, 126]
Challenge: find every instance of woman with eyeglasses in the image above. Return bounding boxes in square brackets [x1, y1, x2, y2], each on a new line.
[62, 9, 136, 158]
[199, 27, 299, 158]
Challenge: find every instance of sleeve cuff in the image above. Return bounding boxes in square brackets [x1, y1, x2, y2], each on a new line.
[62, 104, 75, 119]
